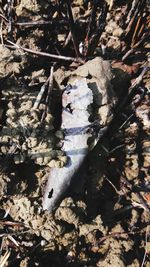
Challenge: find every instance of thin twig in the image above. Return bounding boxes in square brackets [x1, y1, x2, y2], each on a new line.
[115, 66, 148, 114]
[109, 144, 125, 154]
[122, 48, 135, 61]
[0, 14, 9, 24]
[120, 174, 150, 211]
[0, 15, 67, 27]
[0, 250, 11, 267]
[66, 0, 79, 58]
[7, 235, 19, 247]
[0, 19, 4, 46]
[105, 177, 121, 195]
[119, 114, 134, 130]
[0, 220, 25, 227]
[85, 1, 97, 44]
[33, 75, 51, 110]
[125, 0, 145, 35]
[86, 1, 108, 56]
[6, 40, 84, 63]
[41, 66, 54, 123]
[14, 20, 66, 27]
[87, 226, 148, 246]
[0, 142, 18, 172]
[126, 0, 138, 24]
[130, 66, 148, 89]
[0, 236, 5, 256]
[7, 0, 14, 35]
[140, 225, 149, 267]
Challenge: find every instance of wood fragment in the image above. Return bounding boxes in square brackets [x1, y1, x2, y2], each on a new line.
[41, 66, 54, 123]
[14, 19, 67, 27]
[7, 235, 19, 247]
[66, 0, 79, 58]
[0, 220, 25, 227]
[85, 1, 108, 56]
[0, 250, 11, 267]
[140, 226, 149, 267]
[33, 74, 51, 110]
[6, 40, 84, 63]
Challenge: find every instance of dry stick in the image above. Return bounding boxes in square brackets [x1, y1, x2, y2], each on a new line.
[109, 0, 114, 10]
[0, 250, 11, 267]
[86, 2, 108, 57]
[0, 142, 19, 173]
[131, 15, 142, 46]
[119, 114, 134, 130]
[6, 40, 84, 63]
[119, 171, 150, 212]
[122, 32, 147, 61]
[66, 0, 79, 58]
[125, 0, 145, 35]
[13, 19, 68, 27]
[41, 66, 54, 123]
[0, 236, 4, 256]
[140, 225, 149, 267]
[130, 65, 148, 88]
[87, 226, 148, 246]
[122, 48, 135, 61]
[33, 75, 51, 110]
[123, 1, 148, 61]
[126, 0, 138, 24]
[7, 0, 14, 35]
[115, 66, 148, 113]
[7, 235, 19, 247]
[86, 1, 97, 42]
[0, 221, 25, 227]
[0, 19, 4, 46]
[0, 14, 9, 24]
[0, 14, 67, 27]
[84, 1, 98, 57]
[14, 20, 61, 27]
[105, 177, 121, 195]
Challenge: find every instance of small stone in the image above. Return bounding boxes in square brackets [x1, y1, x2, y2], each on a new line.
[6, 108, 16, 117]
[57, 34, 65, 43]
[60, 156, 67, 164]
[36, 157, 44, 165]
[113, 28, 123, 37]
[1, 146, 8, 154]
[41, 240, 47, 246]
[105, 25, 113, 34]
[48, 159, 57, 168]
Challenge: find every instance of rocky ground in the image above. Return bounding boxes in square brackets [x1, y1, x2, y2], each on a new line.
[0, 0, 149, 266]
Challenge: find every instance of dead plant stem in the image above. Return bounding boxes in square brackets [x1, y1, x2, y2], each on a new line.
[66, 0, 79, 58]
[6, 40, 84, 63]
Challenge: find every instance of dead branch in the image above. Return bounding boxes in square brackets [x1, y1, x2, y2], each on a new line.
[41, 66, 54, 123]
[140, 225, 149, 267]
[0, 250, 11, 267]
[14, 19, 67, 27]
[66, 0, 79, 58]
[6, 40, 84, 63]
[33, 75, 51, 110]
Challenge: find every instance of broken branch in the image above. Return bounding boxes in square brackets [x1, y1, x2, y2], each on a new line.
[66, 0, 79, 58]
[6, 40, 84, 63]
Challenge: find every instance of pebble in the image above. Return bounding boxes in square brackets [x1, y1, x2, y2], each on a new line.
[113, 28, 123, 37]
